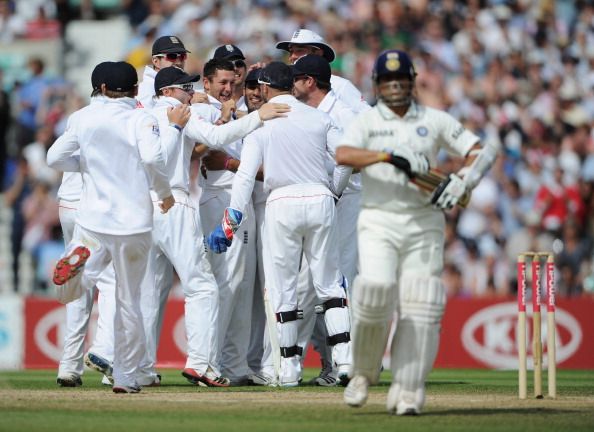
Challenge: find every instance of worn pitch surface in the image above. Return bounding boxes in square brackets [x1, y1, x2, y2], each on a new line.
[1, 369, 593, 432]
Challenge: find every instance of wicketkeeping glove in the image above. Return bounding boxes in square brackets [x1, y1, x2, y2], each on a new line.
[431, 173, 467, 210]
[206, 207, 243, 254]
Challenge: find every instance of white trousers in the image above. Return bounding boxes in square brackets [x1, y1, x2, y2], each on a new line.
[67, 224, 151, 388]
[57, 200, 115, 378]
[140, 191, 220, 379]
[296, 191, 360, 365]
[247, 198, 268, 374]
[264, 184, 349, 378]
[200, 187, 256, 380]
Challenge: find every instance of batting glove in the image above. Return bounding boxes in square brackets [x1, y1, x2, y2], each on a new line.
[385, 147, 429, 177]
[431, 173, 467, 210]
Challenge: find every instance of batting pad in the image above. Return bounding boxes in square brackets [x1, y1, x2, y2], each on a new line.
[349, 277, 395, 383]
[390, 275, 445, 411]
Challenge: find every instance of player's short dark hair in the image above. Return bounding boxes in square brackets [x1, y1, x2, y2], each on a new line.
[315, 78, 331, 92]
[203, 58, 235, 81]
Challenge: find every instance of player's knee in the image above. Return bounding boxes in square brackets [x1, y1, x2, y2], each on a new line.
[352, 276, 395, 324]
[398, 275, 445, 324]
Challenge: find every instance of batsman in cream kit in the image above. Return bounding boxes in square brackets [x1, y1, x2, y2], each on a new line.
[336, 49, 496, 415]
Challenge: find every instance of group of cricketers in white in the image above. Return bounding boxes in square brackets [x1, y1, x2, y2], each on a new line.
[46, 29, 496, 415]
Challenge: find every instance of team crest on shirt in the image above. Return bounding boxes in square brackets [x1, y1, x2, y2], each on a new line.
[416, 126, 428, 137]
[152, 124, 160, 136]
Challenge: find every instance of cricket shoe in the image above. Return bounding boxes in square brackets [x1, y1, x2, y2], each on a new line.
[182, 367, 230, 387]
[138, 374, 161, 387]
[57, 373, 82, 387]
[309, 359, 337, 387]
[112, 385, 141, 394]
[247, 372, 277, 387]
[84, 352, 113, 381]
[53, 246, 90, 285]
[344, 375, 369, 408]
[386, 383, 423, 416]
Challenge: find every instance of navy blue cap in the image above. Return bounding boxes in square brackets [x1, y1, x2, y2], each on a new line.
[259, 62, 293, 91]
[152, 35, 190, 55]
[213, 44, 245, 60]
[372, 50, 416, 82]
[104, 62, 138, 92]
[91, 61, 112, 90]
[291, 54, 331, 85]
[245, 67, 262, 84]
[154, 66, 200, 93]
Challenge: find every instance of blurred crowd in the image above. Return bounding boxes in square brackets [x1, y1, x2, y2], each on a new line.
[1, 0, 593, 298]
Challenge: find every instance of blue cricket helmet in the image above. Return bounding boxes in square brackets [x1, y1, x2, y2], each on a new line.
[372, 49, 416, 83]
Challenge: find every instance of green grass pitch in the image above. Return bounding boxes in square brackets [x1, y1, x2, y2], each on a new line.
[1, 369, 593, 432]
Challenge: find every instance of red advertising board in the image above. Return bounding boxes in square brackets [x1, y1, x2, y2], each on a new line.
[24, 296, 594, 369]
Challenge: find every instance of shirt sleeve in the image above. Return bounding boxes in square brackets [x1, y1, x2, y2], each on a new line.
[326, 120, 352, 196]
[229, 133, 262, 213]
[184, 109, 263, 149]
[136, 113, 172, 200]
[339, 114, 368, 149]
[335, 78, 371, 113]
[437, 111, 479, 157]
[46, 117, 81, 172]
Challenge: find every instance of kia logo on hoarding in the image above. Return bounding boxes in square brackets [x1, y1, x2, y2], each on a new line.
[34, 307, 99, 362]
[461, 302, 582, 369]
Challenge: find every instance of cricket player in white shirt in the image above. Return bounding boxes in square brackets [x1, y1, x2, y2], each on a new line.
[336, 50, 496, 415]
[291, 54, 361, 386]
[207, 62, 353, 387]
[199, 58, 258, 385]
[276, 29, 370, 114]
[47, 61, 178, 393]
[56, 62, 116, 387]
[139, 66, 289, 387]
[137, 35, 190, 109]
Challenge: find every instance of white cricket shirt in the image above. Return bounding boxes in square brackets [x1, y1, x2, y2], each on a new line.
[137, 66, 157, 109]
[56, 96, 107, 202]
[330, 74, 371, 114]
[340, 100, 479, 212]
[150, 96, 263, 194]
[229, 94, 351, 213]
[318, 90, 361, 194]
[47, 97, 171, 235]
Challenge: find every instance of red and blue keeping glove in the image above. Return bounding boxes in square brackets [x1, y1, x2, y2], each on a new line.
[207, 207, 243, 253]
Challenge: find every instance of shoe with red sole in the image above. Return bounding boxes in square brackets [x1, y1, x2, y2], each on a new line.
[182, 367, 230, 387]
[53, 246, 90, 285]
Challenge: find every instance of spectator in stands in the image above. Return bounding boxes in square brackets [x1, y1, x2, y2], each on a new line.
[16, 57, 49, 148]
[0, 0, 25, 43]
[0, 69, 9, 189]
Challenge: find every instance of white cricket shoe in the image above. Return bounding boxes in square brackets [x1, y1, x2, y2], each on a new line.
[248, 372, 277, 387]
[386, 383, 423, 416]
[343, 375, 369, 407]
[56, 373, 82, 387]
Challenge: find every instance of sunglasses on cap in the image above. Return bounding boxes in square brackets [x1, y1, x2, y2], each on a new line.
[155, 52, 188, 61]
[162, 83, 194, 92]
[230, 59, 246, 69]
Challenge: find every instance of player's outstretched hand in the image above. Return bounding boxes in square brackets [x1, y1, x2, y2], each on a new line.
[159, 195, 175, 214]
[207, 226, 233, 254]
[257, 103, 291, 120]
[431, 173, 467, 210]
[167, 104, 191, 128]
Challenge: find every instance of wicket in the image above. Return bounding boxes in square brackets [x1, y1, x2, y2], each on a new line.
[517, 252, 556, 399]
